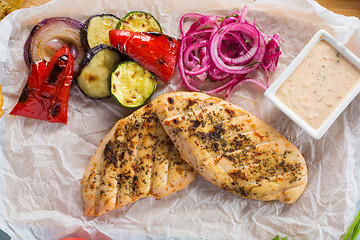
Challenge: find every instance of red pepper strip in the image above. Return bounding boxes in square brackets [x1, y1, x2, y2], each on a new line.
[109, 30, 180, 84]
[10, 46, 74, 124]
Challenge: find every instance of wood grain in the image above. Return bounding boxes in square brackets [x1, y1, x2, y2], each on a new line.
[315, 0, 360, 18]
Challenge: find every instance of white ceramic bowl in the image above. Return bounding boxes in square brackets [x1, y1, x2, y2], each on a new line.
[264, 29, 360, 140]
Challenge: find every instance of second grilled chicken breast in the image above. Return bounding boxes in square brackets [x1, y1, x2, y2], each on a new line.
[82, 102, 196, 217]
[155, 92, 308, 203]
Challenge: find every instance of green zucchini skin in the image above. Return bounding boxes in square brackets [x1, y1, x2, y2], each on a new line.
[116, 11, 162, 33]
[81, 14, 121, 52]
[77, 44, 128, 99]
[110, 61, 157, 108]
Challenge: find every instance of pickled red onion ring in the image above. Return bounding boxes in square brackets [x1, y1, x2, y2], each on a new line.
[178, 6, 281, 98]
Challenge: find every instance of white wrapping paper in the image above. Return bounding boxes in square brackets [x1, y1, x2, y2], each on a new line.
[0, 0, 359, 239]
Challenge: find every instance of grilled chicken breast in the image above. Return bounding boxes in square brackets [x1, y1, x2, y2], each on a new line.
[82, 102, 196, 217]
[155, 92, 308, 203]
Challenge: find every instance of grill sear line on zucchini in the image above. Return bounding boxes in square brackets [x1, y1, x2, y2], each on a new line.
[117, 11, 162, 33]
[110, 61, 157, 108]
[77, 44, 127, 99]
[81, 14, 121, 52]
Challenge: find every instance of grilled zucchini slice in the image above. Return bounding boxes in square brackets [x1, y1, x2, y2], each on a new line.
[116, 11, 162, 33]
[81, 14, 120, 51]
[77, 44, 125, 99]
[110, 61, 157, 108]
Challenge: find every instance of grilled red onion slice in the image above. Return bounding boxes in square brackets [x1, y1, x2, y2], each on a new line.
[178, 6, 281, 98]
[24, 17, 84, 73]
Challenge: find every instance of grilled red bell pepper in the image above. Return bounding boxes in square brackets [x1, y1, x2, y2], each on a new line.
[109, 30, 180, 84]
[10, 46, 74, 124]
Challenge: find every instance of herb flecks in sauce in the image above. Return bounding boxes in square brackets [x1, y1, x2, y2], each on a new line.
[276, 40, 360, 129]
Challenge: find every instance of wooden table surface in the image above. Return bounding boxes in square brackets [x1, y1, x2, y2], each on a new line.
[22, 0, 360, 18]
[315, 0, 360, 18]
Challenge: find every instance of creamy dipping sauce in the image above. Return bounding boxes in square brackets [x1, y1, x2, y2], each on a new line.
[275, 40, 360, 129]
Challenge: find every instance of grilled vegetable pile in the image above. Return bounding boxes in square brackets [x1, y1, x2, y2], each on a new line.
[12, 11, 181, 123]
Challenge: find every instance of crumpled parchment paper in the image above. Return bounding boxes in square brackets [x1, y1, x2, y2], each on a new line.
[0, 0, 359, 239]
